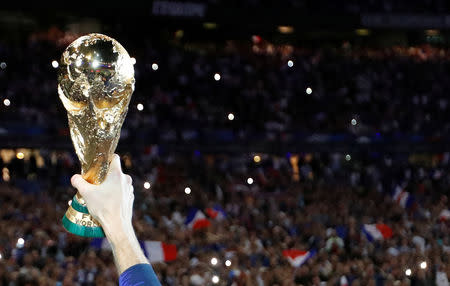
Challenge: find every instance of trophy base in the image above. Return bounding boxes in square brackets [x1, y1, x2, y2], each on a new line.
[62, 193, 105, 238]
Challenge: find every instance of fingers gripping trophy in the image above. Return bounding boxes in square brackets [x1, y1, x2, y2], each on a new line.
[58, 34, 135, 237]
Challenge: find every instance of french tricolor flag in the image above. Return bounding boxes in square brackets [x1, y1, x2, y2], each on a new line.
[282, 249, 316, 267]
[185, 208, 211, 230]
[362, 224, 393, 242]
[392, 185, 414, 209]
[205, 205, 226, 221]
[90, 239, 177, 263]
[143, 241, 177, 263]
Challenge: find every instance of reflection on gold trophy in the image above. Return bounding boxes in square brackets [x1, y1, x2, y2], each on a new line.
[58, 33, 135, 237]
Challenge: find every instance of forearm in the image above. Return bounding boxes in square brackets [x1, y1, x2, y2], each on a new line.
[71, 156, 161, 285]
[104, 222, 148, 274]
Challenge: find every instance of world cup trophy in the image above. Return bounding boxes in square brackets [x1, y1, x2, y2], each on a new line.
[57, 34, 135, 237]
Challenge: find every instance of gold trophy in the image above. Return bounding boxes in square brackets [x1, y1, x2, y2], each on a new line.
[58, 34, 135, 237]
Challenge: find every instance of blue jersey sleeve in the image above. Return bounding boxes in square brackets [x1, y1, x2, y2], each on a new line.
[119, 263, 161, 286]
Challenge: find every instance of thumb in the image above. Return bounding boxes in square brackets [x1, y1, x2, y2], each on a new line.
[107, 154, 122, 179]
[71, 174, 95, 197]
[108, 154, 123, 175]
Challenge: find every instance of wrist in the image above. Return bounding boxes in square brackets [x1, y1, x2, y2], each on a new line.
[102, 219, 135, 245]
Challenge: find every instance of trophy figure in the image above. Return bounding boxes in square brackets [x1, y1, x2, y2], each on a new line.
[58, 34, 135, 237]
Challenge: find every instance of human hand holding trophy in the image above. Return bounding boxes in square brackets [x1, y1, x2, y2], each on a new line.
[58, 34, 135, 237]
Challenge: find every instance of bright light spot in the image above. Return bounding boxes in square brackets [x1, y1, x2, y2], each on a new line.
[137, 103, 144, 111]
[75, 59, 82, 67]
[68, 200, 72, 206]
[0, 62, 6, 69]
[211, 257, 218, 265]
[351, 119, 357, 126]
[16, 238, 24, 248]
[278, 26, 294, 34]
[52, 60, 59, 68]
[420, 261, 427, 269]
[0, 253, 2, 260]
[92, 60, 99, 68]
[405, 269, 412, 276]
[130, 57, 136, 65]
[287, 60, 294, 67]
[184, 187, 191, 195]
[345, 154, 351, 161]
[306, 87, 312, 95]
[2, 167, 9, 182]
[144, 182, 151, 189]
[212, 275, 220, 284]
[426, 29, 439, 36]
[214, 73, 221, 81]
[228, 113, 234, 121]
[253, 155, 261, 163]
[3, 99, 10, 106]
[203, 22, 217, 30]
[247, 177, 254, 185]
[152, 63, 158, 71]
[225, 260, 231, 267]
[356, 29, 370, 36]
[16, 152, 24, 160]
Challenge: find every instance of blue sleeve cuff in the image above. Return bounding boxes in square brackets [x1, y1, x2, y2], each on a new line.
[119, 263, 161, 286]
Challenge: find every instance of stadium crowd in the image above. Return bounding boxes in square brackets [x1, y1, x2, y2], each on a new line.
[0, 149, 449, 285]
[2, 35, 450, 146]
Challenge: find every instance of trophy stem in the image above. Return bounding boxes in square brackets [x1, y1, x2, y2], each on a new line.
[62, 192, 105, 238]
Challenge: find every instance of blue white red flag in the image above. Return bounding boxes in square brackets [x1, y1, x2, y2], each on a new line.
[362, 223, 393, 242]
[91, 239, 177, 263]
[205, 205, 226, 221]
[282, 249, 316, 267]
[185, 208, 211, 230]
[392, 185, 414, 209]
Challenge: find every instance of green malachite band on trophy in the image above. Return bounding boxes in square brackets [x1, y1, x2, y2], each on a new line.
[62, 215, 105, 238]
[62, 199, 105, 238]
[70, 195, 89, 213]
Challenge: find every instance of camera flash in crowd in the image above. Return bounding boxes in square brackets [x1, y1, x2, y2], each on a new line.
[16, 238, 25, 248]
[211, 257, 218, 265]
[351, 118, 357, 126]
[16, 152, 24, 160]
[92, 60, 100, 68]
[214, 73, 221, 81]
[420, 261, 427, 269]
[137, 103, 144, 111]
[225, 260, 231, 267]
[306, 87, 312, 94]
[247, 177, 254, 185]
[144, 182, 151, 189]
[0, 62, 6, 69]
[405, 269, 412, 276]
[253, 155, 261, 163]
[228, 113, 235, 121]
[345, 154, 351, 161]
[288, 60, 294, 67]
[212, 275, 219, 284]
[3, 99, 10, 106]
[184, 187, 191, 194]
[52, 60, 59, 68]
[152, 63, 158, 71]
